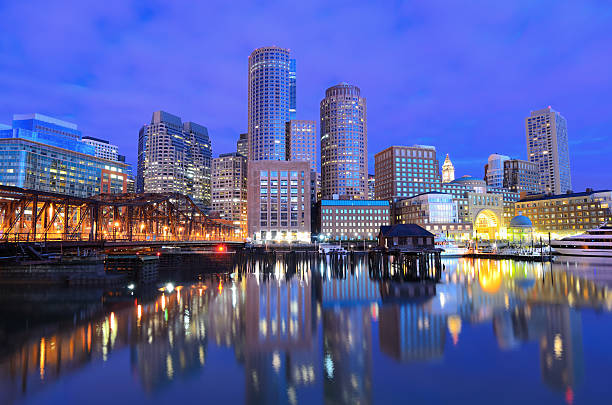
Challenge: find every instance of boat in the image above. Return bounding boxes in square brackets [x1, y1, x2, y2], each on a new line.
[435, 235, 467, 257]
[318, 243, 347, 254]
[550, 222, 612, 258]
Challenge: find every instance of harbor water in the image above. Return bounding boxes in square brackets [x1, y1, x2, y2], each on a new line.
[0, 255, 611, 405]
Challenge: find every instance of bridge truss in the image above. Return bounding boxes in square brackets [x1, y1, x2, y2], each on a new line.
[0, 186, 239, 242]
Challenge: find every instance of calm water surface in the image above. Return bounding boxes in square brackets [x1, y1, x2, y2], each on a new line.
[1, 257, 612, 405]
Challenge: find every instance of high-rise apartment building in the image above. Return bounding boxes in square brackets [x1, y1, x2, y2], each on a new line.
[0, 114, 128, 196]
[442, 154, 455, 183]
[526, 107, 571, 194]
[248, 47, 291, 161]
[247, 161, 311, 242]
[137, 111, 212, 208]
[484, 154, 510, 188]
[212, 153, 247, 234]
[81, 136, 121, 161]
[285, 120, 316, 171]
[368, 174, 375, 200]
[374, 145, 442, 201]
[320, 83, 367, 199]
[236, 133, 248, 158]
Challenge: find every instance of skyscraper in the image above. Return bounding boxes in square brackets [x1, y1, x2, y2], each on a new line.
[236, 133, 248, 158]
[137, 111, 212, 208]
[503, 159, 539, 194]
[526, 107, 571, 194]
[285, 120, 317, 172]
[211, 153, 247, 234]
[289, 58, 297, 120]
[374, 145, 441, 201]
[81, 136, 122, 161]
[484, 154, 510, 188]
[248, 46, 291, 161]
[320, 83, 367, 199]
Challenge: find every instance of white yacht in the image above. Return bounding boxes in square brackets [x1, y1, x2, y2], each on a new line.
[435, 236, 467, 257]
[551, 223, 612, 258]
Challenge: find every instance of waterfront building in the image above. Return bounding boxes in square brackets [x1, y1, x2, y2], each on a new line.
[247, 160, 311, 242]
[211, 153, 247, 234]
[285, 120, 317, 171]
[368, 174, 375, 200]
[248, 46, 291, 161]
[378, 224, 435, 249]
[503, 158, 540, 195]
[315, 199, 390, 241]
[393, 192, 472, 238]
[81, 136, 121, 161]
[526, 107, 572, 194]
[137, 111, 212, 208]
[514, 189, 612, 236]
[320, 83, 367, 199]
[484, 154, 510, 188]
[236, 132, 248, 158]
[374, 145, 442, 201]
[442, 154, 455, 183]
[0, 113, 128, 197]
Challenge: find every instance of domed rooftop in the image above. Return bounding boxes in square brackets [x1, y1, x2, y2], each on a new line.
[509, 215, 533, 228]
[451, 175, 486, 184]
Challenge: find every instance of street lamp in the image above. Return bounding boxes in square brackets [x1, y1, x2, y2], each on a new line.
[113, 221, 120, 240]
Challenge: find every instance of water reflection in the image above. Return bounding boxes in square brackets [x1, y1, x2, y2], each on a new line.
[0, 257, 610, 404]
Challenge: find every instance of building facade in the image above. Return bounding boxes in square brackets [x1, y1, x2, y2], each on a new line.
[247, 160, 311, 243]
[367, 174, 375, 200]
[0, 114, 127, 197]
[515, 190, 612, 235]
[237, 133, 248, 158]
[248, 47, 291, 161]
[286, 120, 317, 171]
[526, 107, 572, 195]
[484, 154, 510, 188]
[503, 159, 539, 195]
[81, 136, 121, 161]
[137, 111, 212, 208]
[320, 83, 367, 199]
[393, 192, 472, 238]
[211, 153, 248, 234]
[316, 199, 390, 241]
[442, 154, 455, 183]
[375, 145, 442, 201]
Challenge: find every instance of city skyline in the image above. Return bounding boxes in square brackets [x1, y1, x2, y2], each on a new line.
[1, 2, 610, 191]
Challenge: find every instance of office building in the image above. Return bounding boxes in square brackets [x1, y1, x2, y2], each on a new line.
[526, 107, 572, 194]
[0, 113, 128, 197]
[211, 153, 247, 234]
[285, 120, 317, 171]
[248, 47, 291, 161]
[137, 111, 212, 208]
[515, 189, 612, 235]
[315, 199, 390, 241]
[320, 83, 367, 199]
[442, 154, 455, 183]
[289, 58, 297, 120]
[236, 133, 248, 158]
[393, 192, 472, 238]
[503, 159, 540, 195]
[81, 136, 121, 161]
[375, 145, 442, 201]
[247, 160, 311, 242]
[484, 154, 510, 188]
[368, 174, 375, 200]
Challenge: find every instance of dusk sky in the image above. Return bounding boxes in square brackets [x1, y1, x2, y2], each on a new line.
[1, 1, 610, 190]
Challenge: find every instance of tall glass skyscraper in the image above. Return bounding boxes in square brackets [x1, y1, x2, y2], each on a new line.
[320, 83, 368, 199]
[248, 46, 291, 161]
[526, 107, 572, 194]
[137, 111, 212, 208]
[289, 58, 297, 120]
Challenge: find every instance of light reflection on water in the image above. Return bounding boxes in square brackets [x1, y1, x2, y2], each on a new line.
[0, 257, 611, 405]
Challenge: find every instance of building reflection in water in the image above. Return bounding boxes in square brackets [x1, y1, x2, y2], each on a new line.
[0, 256, 609, 404]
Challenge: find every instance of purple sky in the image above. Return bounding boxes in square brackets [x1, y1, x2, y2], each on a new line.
[1, 1, 610, 190]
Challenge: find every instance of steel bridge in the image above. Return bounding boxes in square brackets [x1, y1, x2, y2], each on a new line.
[0, 186, 240, 243]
